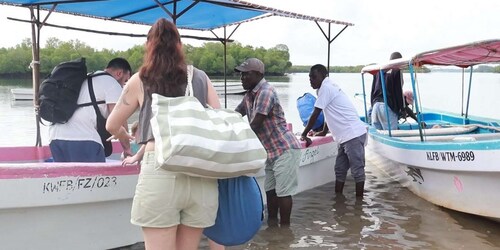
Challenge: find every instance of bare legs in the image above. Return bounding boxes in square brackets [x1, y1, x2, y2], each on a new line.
[142, 225, 203, 250]
[266, 189, 293, 225]
[208, 239, 225, 250]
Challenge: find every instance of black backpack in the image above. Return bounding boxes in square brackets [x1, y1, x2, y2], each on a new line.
[38, 57, 114, 156]
[39, 58, 89, 124]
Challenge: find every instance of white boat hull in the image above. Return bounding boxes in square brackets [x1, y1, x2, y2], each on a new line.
[0, 136, 337, 249]
[0, 162, 142, 250]
[10, 88, 33, 100]
[366, 133, 500, 222]
[213, 82, 246, 95]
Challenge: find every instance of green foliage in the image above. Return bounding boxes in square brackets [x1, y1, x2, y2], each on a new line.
[0, 38, 292, 77]
[184, 42, 291, 75]
[6, 37, 486, 78]
[0, 37, 145, 76]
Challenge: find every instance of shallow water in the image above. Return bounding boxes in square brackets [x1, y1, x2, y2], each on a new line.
[117, 161, 500, 250]
[3, 73, 500, 249]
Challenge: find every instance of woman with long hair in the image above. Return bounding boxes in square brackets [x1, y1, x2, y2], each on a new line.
[106, 18, 222, 250]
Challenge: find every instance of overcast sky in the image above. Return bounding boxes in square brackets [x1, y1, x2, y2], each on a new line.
[0, 0, 499, 66]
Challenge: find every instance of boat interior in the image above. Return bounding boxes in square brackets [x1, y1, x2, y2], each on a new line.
[373, 112, 500, 142]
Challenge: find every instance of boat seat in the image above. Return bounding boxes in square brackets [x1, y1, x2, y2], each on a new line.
[397, 132, 500, 142]
[376, 125, 478, 137]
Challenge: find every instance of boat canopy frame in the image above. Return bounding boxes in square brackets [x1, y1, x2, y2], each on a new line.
[0, 0, 354, 147]
[360, 39, 500, 142]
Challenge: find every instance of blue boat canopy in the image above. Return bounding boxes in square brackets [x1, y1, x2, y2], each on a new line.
[0, 0, 353, 31]
[0, 0, 355, 147]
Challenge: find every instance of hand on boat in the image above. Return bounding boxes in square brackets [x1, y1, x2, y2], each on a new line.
[300, 135, 313, 147]
[313, 131, 327, 137]
[122, 155, 140, 166]
[106, 127, 134, 142]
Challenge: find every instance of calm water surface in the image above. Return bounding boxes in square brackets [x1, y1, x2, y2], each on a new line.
[2, 73, 500, 249]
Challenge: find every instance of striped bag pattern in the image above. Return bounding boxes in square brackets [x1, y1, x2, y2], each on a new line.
[150, 93, 267, 178]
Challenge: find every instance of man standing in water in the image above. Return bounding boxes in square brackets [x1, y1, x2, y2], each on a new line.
[300, 64, 367, 197]
[234, 58, 302, 225]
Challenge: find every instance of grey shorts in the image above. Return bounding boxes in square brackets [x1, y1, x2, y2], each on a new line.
[131, 151, 218, 228]
[264, 149, 300, 197]
[334, 133, 367, 183]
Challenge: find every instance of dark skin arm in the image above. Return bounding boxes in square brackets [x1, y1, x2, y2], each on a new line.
[300, 107, 323, 147]
[404, 106, 426, 128]
[316, 122, 329, 136]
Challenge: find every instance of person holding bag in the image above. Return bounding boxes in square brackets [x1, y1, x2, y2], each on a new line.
[106, 18, 223, 250]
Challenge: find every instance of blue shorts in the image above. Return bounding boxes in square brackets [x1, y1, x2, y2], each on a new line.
[49, 140, 105, 162]
[334, 133, 367, 183]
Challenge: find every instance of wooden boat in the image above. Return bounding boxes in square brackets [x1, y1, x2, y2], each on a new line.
[0, 129, 337, 249]
[10, 88, 33, 100]
[359, 39, 500, 222]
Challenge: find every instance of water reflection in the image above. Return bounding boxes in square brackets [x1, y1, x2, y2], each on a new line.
[223, 164, 500, 250]
[117, 164, 500, 250]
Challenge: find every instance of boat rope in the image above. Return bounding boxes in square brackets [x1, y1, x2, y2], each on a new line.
[29, 60, 40, 69]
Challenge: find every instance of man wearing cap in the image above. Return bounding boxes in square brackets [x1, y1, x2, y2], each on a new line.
[234, 58, 302, 226]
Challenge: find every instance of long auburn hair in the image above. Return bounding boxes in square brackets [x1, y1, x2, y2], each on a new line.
[140, 18, 187, 97]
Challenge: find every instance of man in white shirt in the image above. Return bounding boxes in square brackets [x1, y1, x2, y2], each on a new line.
[300, 64, 368, 197]
[49, 58, 132, 162]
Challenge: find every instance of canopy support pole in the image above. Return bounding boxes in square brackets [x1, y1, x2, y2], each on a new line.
[29, 6, 43, 147]
[211, 24, 240, 108]
[461, 68, 465, 116]
[223, 26, 227, 108]
[379, 69, 392, 137]
[465, 66, 474, 122]
[409, 62, 424, 142]
[360, 74, 368, 123]
[315, 22, 348, 74]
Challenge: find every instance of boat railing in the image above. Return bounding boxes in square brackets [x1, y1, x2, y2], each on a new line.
[376, 125, 479, 137]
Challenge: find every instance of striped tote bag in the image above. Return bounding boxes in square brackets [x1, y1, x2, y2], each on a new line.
[150, 93, 267, 179]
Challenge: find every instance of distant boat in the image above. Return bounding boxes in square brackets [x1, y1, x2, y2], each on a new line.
[11, 83, 247, 101]
[10, 88, 33, 101]
[213, 82, 246, 95]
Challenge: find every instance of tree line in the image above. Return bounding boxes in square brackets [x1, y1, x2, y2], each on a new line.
[0, 38, 293, 78]
[1, 38, 498, 79]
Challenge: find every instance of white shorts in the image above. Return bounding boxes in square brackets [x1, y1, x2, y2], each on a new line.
[131, 151, 218, 228]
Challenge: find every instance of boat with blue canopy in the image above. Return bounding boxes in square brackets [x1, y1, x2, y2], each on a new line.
[0, 1, 353, 249]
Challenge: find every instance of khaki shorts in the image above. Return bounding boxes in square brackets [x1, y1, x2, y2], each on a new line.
[264, 149, 300, 197]
[131, 151, 218, 228]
